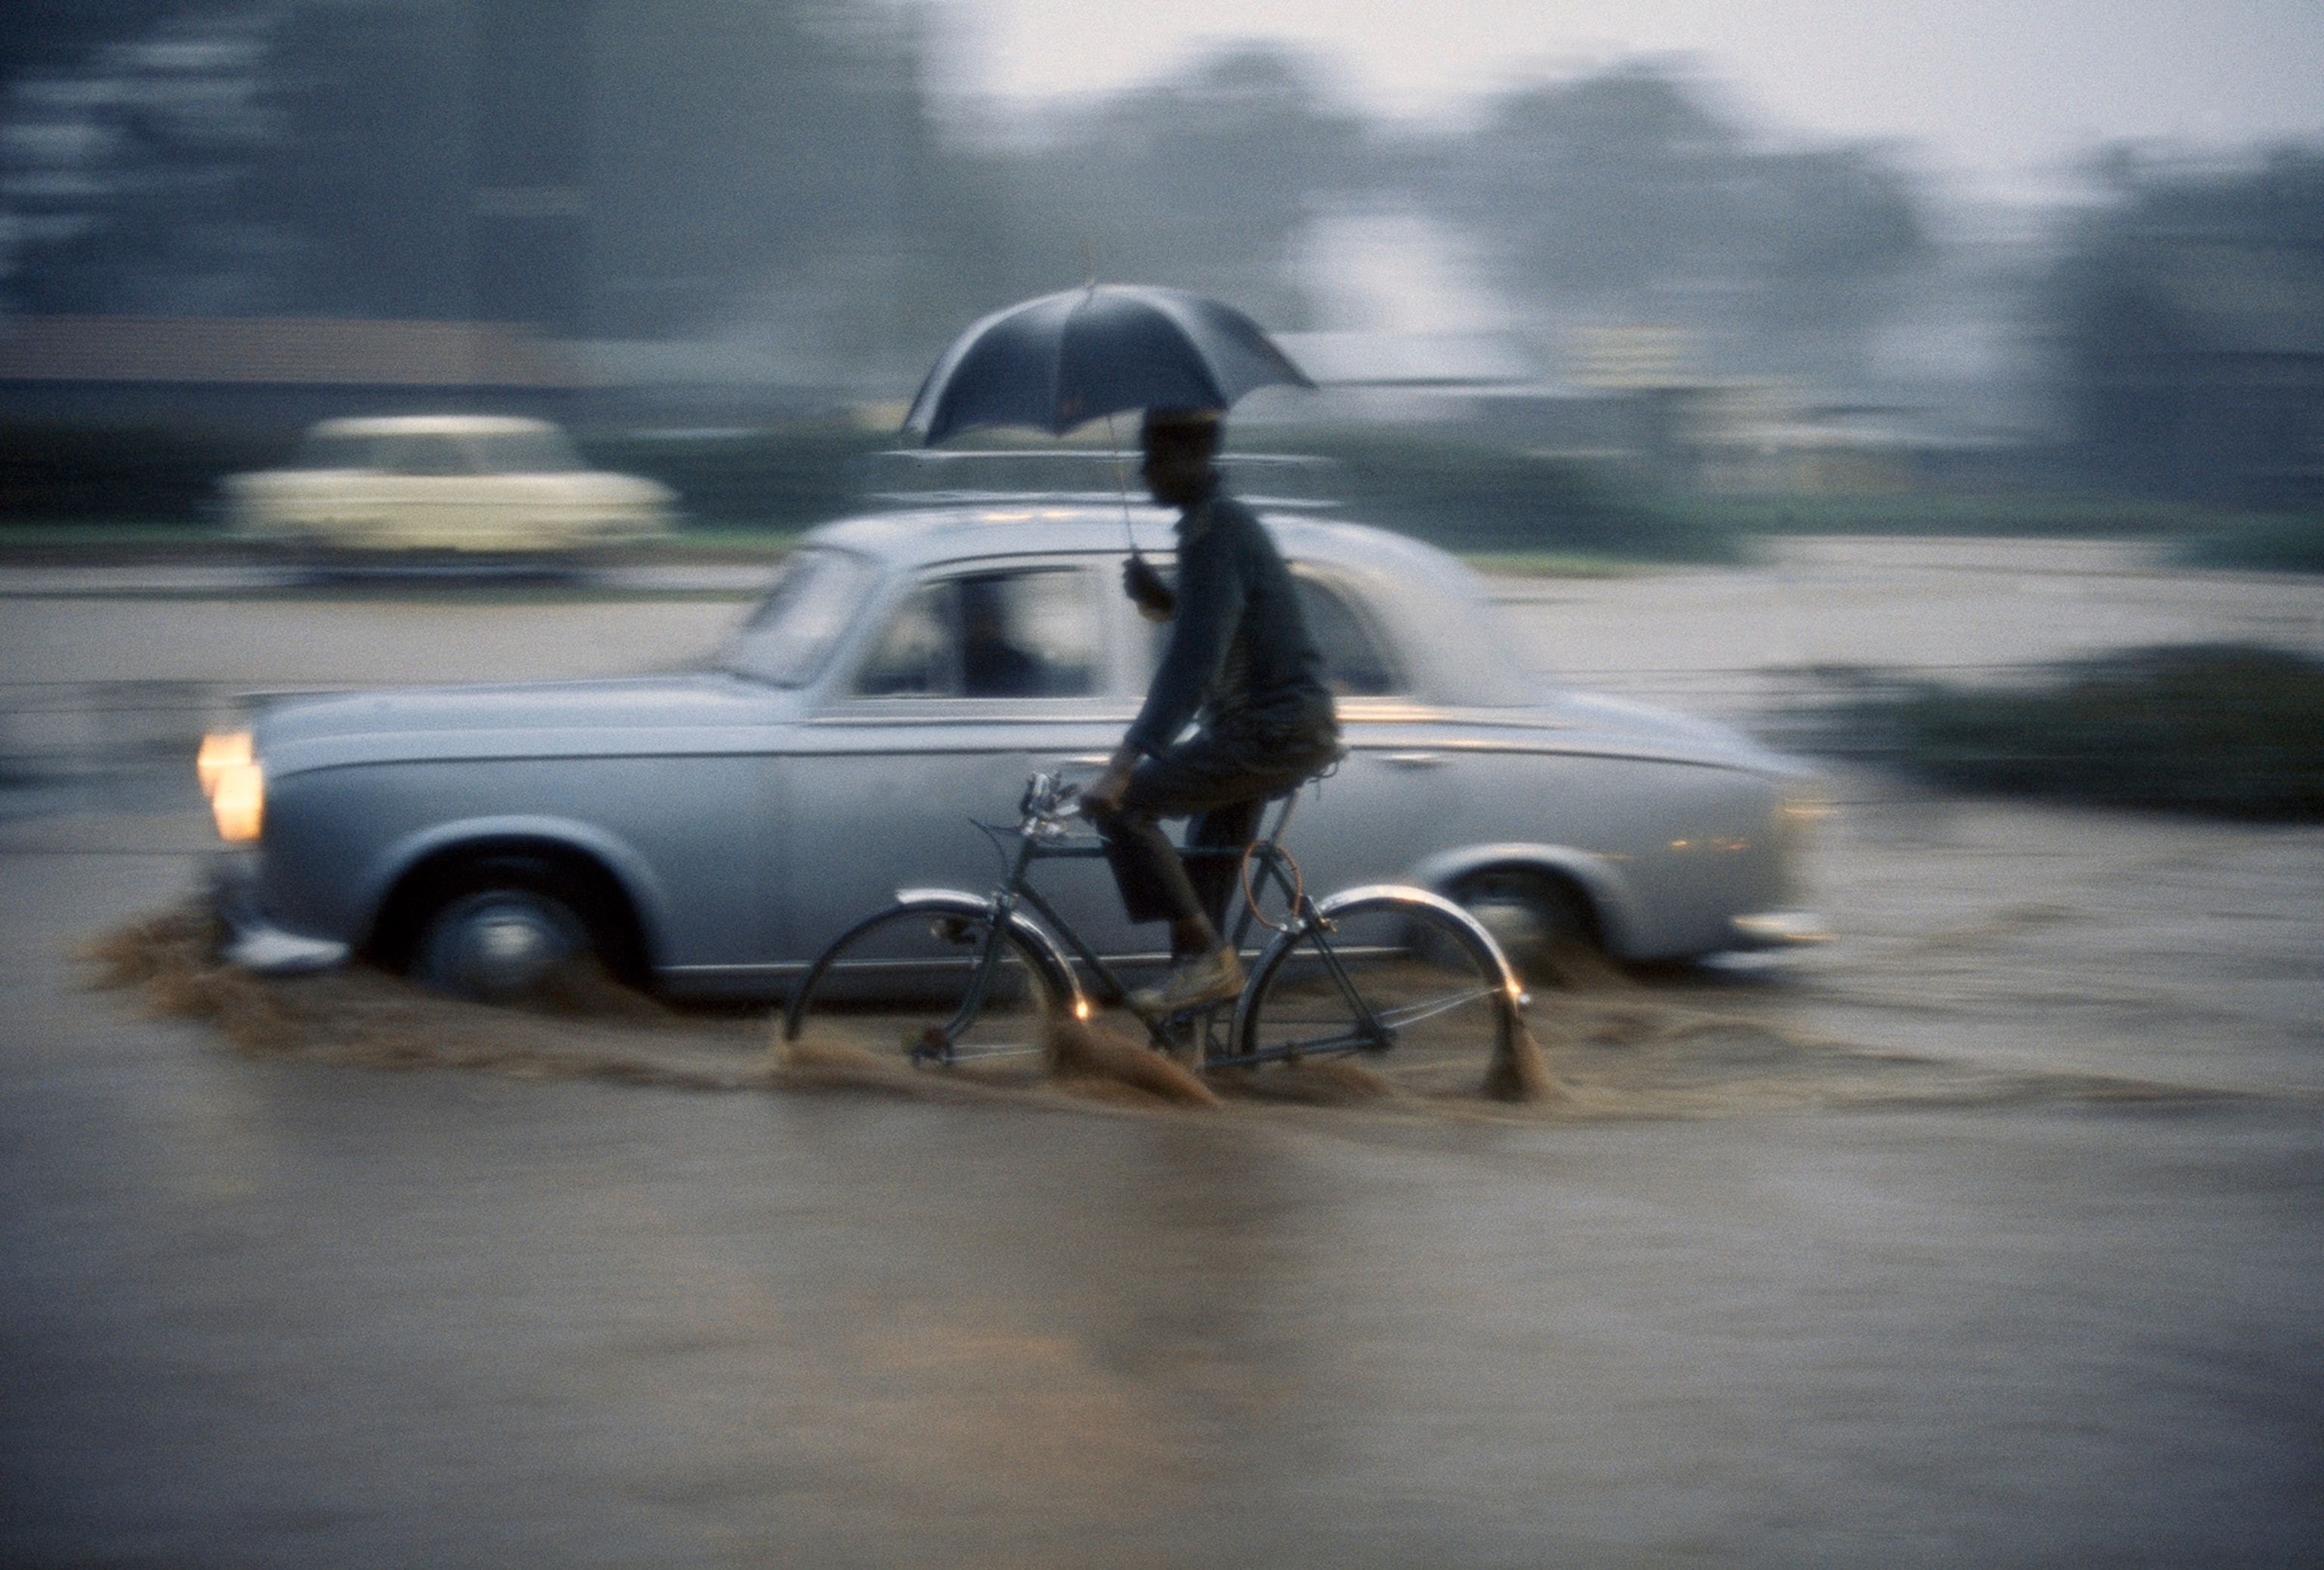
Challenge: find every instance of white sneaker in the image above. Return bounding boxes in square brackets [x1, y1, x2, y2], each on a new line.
[1128, 946, 1244, 1018]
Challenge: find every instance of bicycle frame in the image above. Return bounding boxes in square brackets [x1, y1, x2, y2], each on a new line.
[912, 776, 1394, 1067]
[789, 771, 1516, 1075]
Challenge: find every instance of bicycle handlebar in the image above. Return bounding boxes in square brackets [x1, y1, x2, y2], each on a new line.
[1017, 771, 1081, 836]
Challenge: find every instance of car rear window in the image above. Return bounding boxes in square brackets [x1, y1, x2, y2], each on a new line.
[379, 434, 476, 476]
[469, 430, 586, 474]
[1294, 571, 1402, 697]
[288, 431, 376, 470]
[719, 549, 876, 687]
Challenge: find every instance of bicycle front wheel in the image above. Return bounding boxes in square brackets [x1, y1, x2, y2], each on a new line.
[782, 900, 1066, 1074]
[1235, 890, 1518, 1095]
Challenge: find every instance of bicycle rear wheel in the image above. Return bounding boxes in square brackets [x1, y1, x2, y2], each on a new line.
[782, 900, 1066, 1074]
[1235, 890, 1518, 1095]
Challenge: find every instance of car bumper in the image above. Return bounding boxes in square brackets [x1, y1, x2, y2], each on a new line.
[1726, 909, 1833, 949]
[209, 855, 350, 975]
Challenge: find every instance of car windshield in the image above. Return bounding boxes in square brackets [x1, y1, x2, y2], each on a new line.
[719, 548, 876, 687]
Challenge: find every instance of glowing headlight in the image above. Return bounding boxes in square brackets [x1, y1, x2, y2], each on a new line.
[197, 729, 263, 842]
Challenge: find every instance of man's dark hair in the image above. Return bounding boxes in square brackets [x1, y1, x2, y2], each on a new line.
[1141, 407, 1223, 452]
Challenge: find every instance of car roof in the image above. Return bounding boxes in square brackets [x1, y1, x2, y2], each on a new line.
[307, 415, 561, 437]
[803, 502, 1437, 577]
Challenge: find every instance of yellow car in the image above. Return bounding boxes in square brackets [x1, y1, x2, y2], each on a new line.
[222, 415, 675, 552]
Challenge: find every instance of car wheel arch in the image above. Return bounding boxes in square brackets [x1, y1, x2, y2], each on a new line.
[365, 829, 659, 988]
[1403, 844, 1636, 958]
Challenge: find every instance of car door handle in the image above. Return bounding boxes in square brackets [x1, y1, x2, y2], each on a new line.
[1381, 751, 1446, 768]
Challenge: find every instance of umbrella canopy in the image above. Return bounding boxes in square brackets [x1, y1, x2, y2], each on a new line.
[903, 284, 1313, 445]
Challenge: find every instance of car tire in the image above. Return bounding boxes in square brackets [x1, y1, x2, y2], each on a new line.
[409, 859, 616, 1005]
[1450, 869, 1595, 987]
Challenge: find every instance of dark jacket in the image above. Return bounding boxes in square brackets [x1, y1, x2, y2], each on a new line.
[1123, 487, 1337, 757]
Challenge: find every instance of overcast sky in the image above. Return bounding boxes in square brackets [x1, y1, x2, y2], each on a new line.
[928, 0, 2324, 201]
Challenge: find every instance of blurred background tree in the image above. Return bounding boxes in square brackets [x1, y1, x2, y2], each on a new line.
[2046, 145, 2324, 503]
[5, 0, 2313, 515]
[986, 44, 1374, 330]
[1430, 62, 1928, 384]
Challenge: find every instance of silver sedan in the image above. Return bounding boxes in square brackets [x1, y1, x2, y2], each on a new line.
[205, 500, 1828, 1002]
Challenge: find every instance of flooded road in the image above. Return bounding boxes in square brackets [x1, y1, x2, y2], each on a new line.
[3, 539, 2320, 1565]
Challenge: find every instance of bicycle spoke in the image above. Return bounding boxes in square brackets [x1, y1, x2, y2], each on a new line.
[785, 903, 1059, 1082]
[1239, 896, 1513, 1090]
[1369, 984, 1499, 1031]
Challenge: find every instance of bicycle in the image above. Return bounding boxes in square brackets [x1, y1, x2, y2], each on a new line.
[779, 770, 1532, 1095]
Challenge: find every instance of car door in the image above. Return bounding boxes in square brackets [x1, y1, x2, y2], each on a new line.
[778, 559, 1126, 965]
[1280, 564, 1457, 894]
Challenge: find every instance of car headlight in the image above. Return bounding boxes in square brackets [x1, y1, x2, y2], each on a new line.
[197, 729, 263, 842]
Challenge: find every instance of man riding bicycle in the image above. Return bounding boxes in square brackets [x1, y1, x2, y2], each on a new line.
[1078, 407, 1343, 1019]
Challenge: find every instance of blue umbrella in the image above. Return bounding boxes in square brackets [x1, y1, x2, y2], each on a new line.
[903, 284, 1313, 445]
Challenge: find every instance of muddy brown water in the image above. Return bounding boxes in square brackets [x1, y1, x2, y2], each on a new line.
[5, 539, 2321, 1565]
[77, 787, 2322, 1128]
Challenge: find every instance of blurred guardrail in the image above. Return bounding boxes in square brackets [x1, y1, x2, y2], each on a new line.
[0, 682, 260, 808]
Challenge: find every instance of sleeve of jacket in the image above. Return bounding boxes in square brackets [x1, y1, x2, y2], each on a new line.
[1123, 524, 1245, 755]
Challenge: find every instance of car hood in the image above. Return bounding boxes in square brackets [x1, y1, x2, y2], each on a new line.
[255, 673, 802, 774]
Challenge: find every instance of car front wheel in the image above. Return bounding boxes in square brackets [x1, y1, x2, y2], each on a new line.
[408, 858, 623, 1004]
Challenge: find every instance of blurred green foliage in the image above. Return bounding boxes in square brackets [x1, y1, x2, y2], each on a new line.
[5, 418, 2304, 572]
[1232, 427, 1745, 561]
[576, 425, 896, 531]
[1658, 493, 2220, 538]
[1812, 645, 2324, 820]
[0, 422, 286, 523]
[2173, 514, 2324, 574]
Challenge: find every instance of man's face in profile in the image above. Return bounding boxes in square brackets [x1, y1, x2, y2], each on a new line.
[1141, 428, 1214, 509]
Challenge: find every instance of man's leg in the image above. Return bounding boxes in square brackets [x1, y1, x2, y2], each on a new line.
[1090, 733, 1339, 1017]
[1090, 732, 1265, 939]
[1183, 797, 1263, 938]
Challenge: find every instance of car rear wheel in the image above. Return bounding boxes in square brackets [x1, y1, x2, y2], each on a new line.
[1451, 869, 1595, 987]
[408, 857, 627, 1004]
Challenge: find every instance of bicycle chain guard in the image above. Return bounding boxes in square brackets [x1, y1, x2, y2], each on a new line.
[1238, 841, 1305, 932]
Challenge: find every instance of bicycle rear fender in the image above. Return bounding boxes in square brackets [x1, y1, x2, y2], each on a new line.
[1231, 882, 1527, 1046]
[892, 888, 1088, 1021]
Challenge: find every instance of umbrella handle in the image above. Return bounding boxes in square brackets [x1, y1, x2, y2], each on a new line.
[1105, 410, 1138, 554]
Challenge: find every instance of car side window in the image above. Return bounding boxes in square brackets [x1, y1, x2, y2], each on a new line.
[854, 567, 1100, 700]
[1129, 562, 1405, 698]
[1294, 572, 1402, 697]
[856, 583, 952, 696]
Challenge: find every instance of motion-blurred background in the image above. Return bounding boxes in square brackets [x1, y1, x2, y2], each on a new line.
[2, 0, 2319, 538]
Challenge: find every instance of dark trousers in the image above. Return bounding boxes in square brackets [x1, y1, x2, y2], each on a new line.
[1090, 727, 1341, 943]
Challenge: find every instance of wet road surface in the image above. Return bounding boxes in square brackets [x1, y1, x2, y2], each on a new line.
[3, 541, 2320, 1565]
